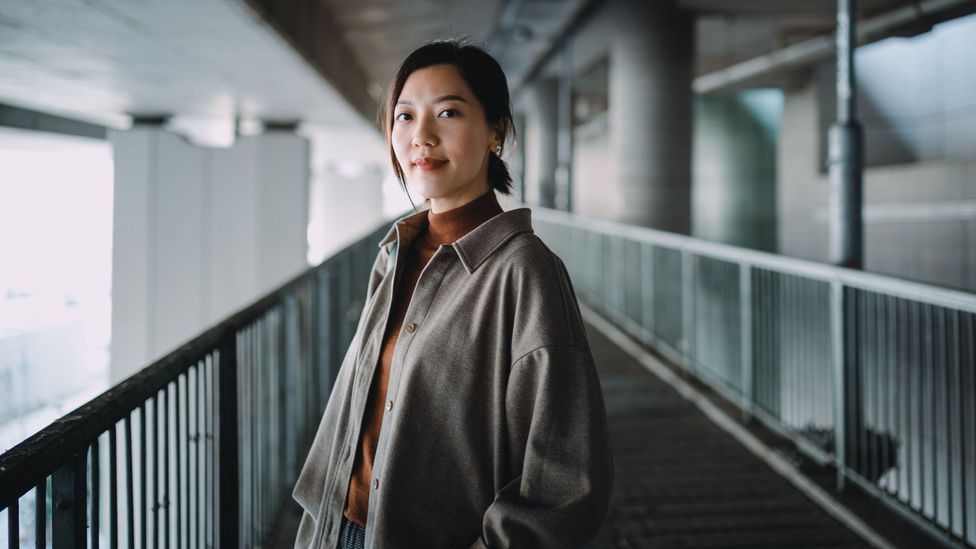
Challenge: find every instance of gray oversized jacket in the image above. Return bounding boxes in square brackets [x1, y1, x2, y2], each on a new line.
[292, 206, 613, 548]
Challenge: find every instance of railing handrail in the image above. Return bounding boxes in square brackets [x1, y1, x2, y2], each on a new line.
[0, 228, 377, 509]
[533, 207, 976, 312]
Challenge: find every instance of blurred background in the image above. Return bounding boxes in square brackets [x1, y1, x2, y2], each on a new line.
[1, 0, 975, 547]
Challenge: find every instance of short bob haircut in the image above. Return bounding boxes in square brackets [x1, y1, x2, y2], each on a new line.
[384, 40, 515, 197]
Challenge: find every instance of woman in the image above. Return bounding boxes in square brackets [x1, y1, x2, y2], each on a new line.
[293, 40, 613, 549]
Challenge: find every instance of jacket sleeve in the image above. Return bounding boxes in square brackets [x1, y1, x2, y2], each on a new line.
[468, 343, 614, 548]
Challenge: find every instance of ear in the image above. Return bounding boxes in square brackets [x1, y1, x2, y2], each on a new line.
[489, 123, 504, 152]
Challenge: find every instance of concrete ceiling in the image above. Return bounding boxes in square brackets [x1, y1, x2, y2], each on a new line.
[0, 0, 368, 142]
[0, 0, 969, 145]
[323, 0, 591, 107]
[690, 0, 912, 75]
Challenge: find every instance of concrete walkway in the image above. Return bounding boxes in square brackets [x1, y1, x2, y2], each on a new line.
[585, 318, 869, 549]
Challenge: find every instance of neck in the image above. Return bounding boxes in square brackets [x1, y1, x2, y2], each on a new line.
[425, 187, 503, 245]
[428, 179, 491, 214]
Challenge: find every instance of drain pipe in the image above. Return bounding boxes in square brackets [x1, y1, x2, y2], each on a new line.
[829, 0, 863, 269]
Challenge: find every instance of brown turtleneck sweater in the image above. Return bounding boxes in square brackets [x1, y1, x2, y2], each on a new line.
[343, 188, 504, 526]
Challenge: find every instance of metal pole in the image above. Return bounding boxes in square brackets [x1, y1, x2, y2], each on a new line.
[829, 0, 864, 269]
[555, 46, 574, 212]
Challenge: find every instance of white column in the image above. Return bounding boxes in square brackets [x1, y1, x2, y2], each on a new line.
[522, 78, 559, 208]
[110, 125, 310, 382]
[255, 130, 309, 290]
[609, 0, 693, 232]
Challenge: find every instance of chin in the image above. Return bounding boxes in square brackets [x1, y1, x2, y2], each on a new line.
[407, 179, 451, 201]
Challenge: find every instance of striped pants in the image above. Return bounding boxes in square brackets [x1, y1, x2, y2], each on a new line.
[338, 516, 366, 549]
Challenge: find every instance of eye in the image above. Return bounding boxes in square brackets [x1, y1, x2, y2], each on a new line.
[394, 112, 413, 122]
[438, 108, 459, 118]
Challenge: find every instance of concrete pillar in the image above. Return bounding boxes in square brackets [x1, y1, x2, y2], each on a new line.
[303, 125, 388, 262]
[608, 0, 693, 232]
[523, 77, 559, 208]
[110, 124, 309, 382]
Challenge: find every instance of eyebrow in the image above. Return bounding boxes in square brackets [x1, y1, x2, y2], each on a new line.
[396, 94, 469, 106]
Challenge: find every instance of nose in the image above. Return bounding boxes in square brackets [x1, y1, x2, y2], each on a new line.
[411, 116, 438, 148]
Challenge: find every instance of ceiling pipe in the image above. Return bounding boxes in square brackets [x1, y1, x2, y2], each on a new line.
[511, 0, 603, 96]
[694, 0, 976, 93]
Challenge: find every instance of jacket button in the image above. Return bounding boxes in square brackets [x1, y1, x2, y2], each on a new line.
[385, 400, 393, 411]
[406, 322, 416, 333]
[373, 478, 379, 490]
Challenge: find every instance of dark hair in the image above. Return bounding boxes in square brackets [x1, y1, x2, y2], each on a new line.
[384, 40, 515, 197]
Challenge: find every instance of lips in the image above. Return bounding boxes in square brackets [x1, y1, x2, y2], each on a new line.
[413, 157, 447, 171]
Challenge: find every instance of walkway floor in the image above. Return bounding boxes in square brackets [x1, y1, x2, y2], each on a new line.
[585, 319, 868, 549]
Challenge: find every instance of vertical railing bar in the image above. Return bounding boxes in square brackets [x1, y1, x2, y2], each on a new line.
[265, 316, 271, 537]
[217, 331, 240, 548]
[35, 478, 46, 549]
[207, 355, 214, 549]
[163, 384, 170, 549]
[8, 498, 19, 549]
[176, 373, 183, 549]
[91, 436, 100, 549]
[874, 292, 891, 491]
[52, 449, 87, 547]
[936, 306, 949, 530]
[896, 297, 906, 502]
[152, 393, 160, 549]
[249, 325, 256, 546]
[681, 250, 694, 369]
[196, 362, 202, 549]
[894, 298, 911, 503]
[947, 309, 959, 537]
[926, 303, 936, 521]
[139, 402, 147, 549]
[184, 370, 191, 549]
[761, 269, 769, 416]
[855, 288, 865, 478]
[940, 306, 949, 529]
[739, 263, 751, 405]
[109, 425, 118, 549]
[259, 318, 266, 539]
[783, 274, 792, 427]
[884, 295, 895, 496]
[798, 275, 807, 432]
[125, 414, 135, 549]
[255, 320, 261, 544]
[241, 327, 248, 548]
[809, 279, 820, 443]
[815, 277, 825, 435]
[831, 278, 846, 490]
[250, 324, 255, 546]
[754, 269, 763, 415]
[865, 291, 876, 487]
[910, 300, 920, 510]
[784, 273, 791, 424]
[961, 312, 973, 542]
[643, 242, 655, 342]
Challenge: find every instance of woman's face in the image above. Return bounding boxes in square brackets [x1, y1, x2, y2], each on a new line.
[392, 64, 498, 213]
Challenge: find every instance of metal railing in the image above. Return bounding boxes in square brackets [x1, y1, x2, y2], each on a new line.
[0, 224, 386, 548]
[533, 207, 976, 548]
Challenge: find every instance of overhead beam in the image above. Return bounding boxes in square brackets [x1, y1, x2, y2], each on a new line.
[0, 103, 106, 140]
[694, 0, 976, 93]
[239, 0, 379, 127]
[511, 0, 604, 96]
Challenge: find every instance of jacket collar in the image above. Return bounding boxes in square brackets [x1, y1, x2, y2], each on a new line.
[377, 207, 534, 274]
